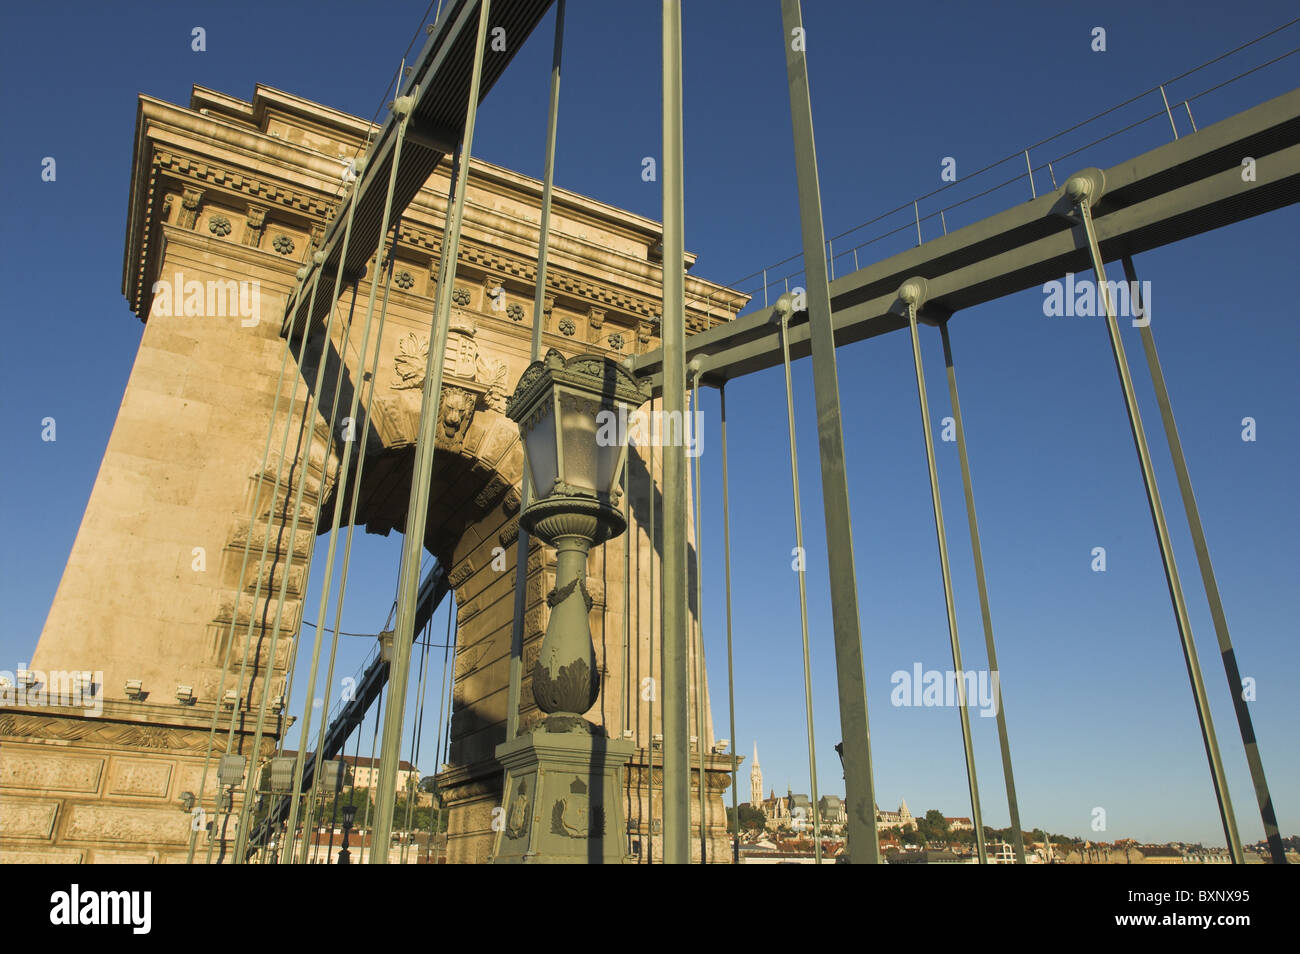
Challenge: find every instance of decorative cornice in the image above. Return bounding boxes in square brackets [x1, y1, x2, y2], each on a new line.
[0, 709, 280, 755]
[124, 86, 749, 326]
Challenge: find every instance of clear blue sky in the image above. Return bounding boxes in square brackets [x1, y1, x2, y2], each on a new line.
[1, 1, 1296, 847]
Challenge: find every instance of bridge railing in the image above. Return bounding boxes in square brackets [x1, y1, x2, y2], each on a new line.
[695, 17, 1300, 320]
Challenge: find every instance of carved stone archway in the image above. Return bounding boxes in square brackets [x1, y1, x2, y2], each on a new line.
[0, 83, 747, 864]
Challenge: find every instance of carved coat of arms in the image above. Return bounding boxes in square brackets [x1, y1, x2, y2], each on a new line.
[505, 782, 531, 840]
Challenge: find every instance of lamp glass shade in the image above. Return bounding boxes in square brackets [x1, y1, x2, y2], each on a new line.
[342, 804, 357, 825]
[524, 400, 558, 498]
[594, 399, 629, 498]
[558, 391, 601, 495]
[506, 350, 649, 505]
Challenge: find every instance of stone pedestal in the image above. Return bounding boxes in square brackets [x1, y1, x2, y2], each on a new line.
[490, 728, 634, 864]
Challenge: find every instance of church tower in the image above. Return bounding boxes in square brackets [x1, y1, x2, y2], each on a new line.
[750, 742, 763, 806]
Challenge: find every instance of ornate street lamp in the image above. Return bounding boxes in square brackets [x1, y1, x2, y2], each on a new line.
[493, 349, 650, 863]
[508, 349, 647, 727]
[338, 803, 357, 865]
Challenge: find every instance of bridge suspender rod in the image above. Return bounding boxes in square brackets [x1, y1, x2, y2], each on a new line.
[239, 277, 362, 864]
[318, 215, 405, 853]
[373, 0, 493, 860]
[507, 0, 566, 744]
[690, 366, 708, 863]
[344, 700, 364, 861]
[292, 228, 402, 857]
[234, 179, 366, 861]
[777, 303, 822, 864]
[1121, 255, 1284, 864]
[938, 317, 1026, 864]
[1069, 179, 1244, 863]
[901, 286, 988, 864]
[401, 616, 435, 864]
[719, 383, 740, 865]
[647, 430, 658, 862]
[360, 681, 384, 838]
[780, 0, 880, 865]
[319, 747, 346, 864]
[431, 599, 455, 852]
[276, 268, 361, 729]
[660, 0, 692, 867]
[203, 261, 332, 866]
[285, 103, 412, 862]
[185, 267, 313, 865]
[621, 453, 631, 735]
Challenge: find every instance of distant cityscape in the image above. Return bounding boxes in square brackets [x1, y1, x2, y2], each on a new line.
[734, 744, 1298, 864]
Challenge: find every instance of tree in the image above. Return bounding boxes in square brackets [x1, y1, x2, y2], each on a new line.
[919, 809, 950, 844]
[727, 803, 766, 833]
[419, 775, 438, 794]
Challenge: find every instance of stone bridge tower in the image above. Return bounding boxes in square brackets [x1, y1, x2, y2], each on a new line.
[0, 84, 747, 863]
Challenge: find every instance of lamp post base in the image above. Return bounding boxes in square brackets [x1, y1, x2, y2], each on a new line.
[490, 727, 635, 864]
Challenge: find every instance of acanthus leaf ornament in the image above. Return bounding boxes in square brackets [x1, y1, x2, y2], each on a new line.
[475, 355, 509, 412]
[391, 332, 427, 390]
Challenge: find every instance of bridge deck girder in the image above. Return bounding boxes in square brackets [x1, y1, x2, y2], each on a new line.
[632, 87, 1300, 390]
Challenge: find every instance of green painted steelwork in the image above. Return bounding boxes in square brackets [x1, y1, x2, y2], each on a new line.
[777, 301, 822, 864]
[232, 180, 364, 863]
[659, 0, 690, 865]
[719, 384, 740, 865]
[691, 368, 708, 863]
[780, 0, 880, 865]
[1073, 181, 1243, 863]
[938, 318, 1026, 864]
[902, 286, 987, 864]
[1122, 254, 1286, 864]
[507, 0, 566, 745]
[286, 104, 413, 863]
[371, 0, 494, 861]
[283, 0, 555, 337]
[632, 89, 1300, 389]
[185, 262, 311, 864]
